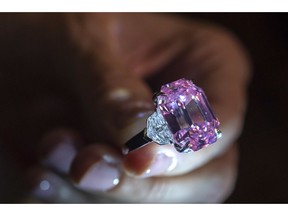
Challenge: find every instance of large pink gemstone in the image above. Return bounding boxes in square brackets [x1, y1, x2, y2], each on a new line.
[156, 78, 221, 152]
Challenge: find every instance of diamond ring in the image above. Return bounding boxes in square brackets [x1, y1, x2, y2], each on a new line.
[123, 78, 222, 154]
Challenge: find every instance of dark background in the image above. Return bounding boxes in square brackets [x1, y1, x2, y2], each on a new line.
[185, 14, 288, 203]
[0, 13, 287, 203]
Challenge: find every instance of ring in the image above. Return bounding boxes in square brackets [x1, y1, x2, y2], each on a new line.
[123, 78, 222, 154]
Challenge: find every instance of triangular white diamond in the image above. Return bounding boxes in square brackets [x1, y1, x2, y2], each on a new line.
[146, 110, 173, 145]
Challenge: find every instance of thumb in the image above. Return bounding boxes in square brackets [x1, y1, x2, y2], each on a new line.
[66, 13, 155, 145]
[101, 73, 154, 140]
[75, 59, 155, 146]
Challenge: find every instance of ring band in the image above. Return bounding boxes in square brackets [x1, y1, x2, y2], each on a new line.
[123, 78, 222, 154]
[124, 129, 151, 154]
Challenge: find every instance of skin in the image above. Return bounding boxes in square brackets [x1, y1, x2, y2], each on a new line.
[0, 14, 250, 203]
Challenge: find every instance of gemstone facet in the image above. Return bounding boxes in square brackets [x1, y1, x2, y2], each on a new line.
[146, 110, 173, 145]
[147, 78, 221, 153]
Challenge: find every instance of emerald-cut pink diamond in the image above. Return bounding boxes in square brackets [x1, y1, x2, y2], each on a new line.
[154, 78, 221, 153]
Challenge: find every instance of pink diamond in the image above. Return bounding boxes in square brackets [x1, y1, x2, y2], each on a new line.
[155, 78, 221, 152]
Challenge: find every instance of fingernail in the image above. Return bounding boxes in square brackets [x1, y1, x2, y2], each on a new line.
[114, 100, 154, 129]
[31, 171, 66, 202]
[77, 158, 120, 192]
[28, 167, 86, 203]
[123, 144, 178, 178]
[140, 151, 177, 178]
[71, 145, 121, 192]
[38, 129, 81, 173]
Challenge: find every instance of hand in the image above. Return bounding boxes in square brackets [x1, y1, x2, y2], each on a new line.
[0, 14, 250, 203]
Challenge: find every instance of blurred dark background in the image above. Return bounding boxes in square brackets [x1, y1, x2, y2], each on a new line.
[0, 13, 287, 203]
[185, 13, 288, 203]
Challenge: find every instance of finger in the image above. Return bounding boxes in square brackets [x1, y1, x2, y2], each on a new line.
[70, 144, 122, 193]
[186, 24, 251, 127]
[70, 143, 238, 203]
[123, 135, 231, 177]
[67, 13, 191, 78]
[37, 128, 83, 174]
[26, 166, 119, 203]
[27, 166, 87, 203]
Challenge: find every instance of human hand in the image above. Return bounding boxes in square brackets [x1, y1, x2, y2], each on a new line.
[0, 14, 250, 203]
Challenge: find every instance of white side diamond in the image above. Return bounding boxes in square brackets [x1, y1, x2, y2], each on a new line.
[146, 110, 173, 145]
